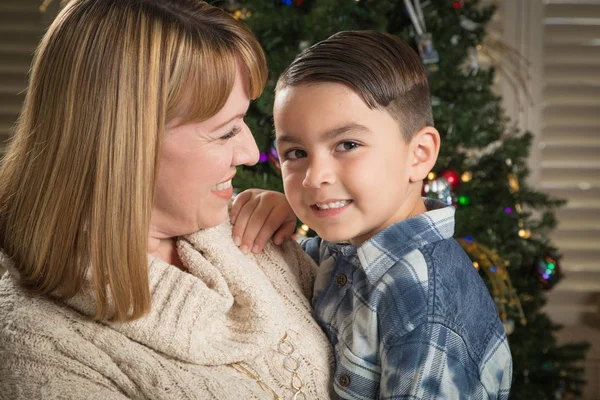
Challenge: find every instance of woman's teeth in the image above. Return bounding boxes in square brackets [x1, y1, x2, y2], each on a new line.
[212, 179, 232, 191]
[315, 200, 350, 210]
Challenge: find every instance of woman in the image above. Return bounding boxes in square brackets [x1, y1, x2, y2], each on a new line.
[0, 1, 334, 398]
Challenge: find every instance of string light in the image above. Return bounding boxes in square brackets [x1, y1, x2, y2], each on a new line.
[518, 229, 531, 239]
[461, 171, 472, 182]
[298, 224, 309, 235]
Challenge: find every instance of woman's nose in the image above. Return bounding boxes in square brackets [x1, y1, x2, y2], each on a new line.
[233, 124, 260, 167]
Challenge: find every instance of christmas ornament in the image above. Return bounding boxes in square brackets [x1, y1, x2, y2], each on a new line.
[422, 177, 454, 205]
[403, 0, 439, 73]
[439, 168, 461, 189]
[534, 251, 562, 290]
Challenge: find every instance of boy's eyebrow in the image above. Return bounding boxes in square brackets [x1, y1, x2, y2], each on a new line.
[276, 123, 371, 146]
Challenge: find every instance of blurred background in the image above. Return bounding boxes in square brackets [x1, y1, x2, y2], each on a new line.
[0, 0, 598, 398]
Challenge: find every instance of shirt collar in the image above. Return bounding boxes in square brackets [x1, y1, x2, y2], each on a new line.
[324, 199, 455, 283]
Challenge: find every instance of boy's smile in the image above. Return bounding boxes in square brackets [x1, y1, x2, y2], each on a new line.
[274, 82, 430, 244]
[311, 199, 353, 217]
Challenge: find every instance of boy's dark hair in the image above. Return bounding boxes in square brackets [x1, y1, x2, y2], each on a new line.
[276, 30, 433, 141]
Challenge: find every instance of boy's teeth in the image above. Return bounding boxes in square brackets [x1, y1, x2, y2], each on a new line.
[316, 200, 349, 210]
[212, 179, 232, 191]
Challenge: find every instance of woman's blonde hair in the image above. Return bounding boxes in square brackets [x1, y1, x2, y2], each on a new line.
[0, 0, 267, 321]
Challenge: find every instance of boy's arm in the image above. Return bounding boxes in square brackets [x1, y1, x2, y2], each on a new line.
[231, 189, 297, 254]
[380, 322, 511, 400]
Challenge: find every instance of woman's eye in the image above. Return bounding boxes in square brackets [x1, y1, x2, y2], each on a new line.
[335, 141, 360, 152]
[220, 126, 241, 140]
[284, 149, 307, 161]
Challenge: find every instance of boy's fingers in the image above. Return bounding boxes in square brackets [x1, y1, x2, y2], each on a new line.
[231, 198, 259, 248]
[253, 207, 296, 251]
[273, 219, 297, 246]
[230, 190, 253, 224]
[249, 211, 289, 252]
[231, 190, 294, 254]
[241, 202, 274, 253]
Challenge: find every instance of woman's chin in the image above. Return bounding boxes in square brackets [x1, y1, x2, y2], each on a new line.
[196, 207, 230, 231]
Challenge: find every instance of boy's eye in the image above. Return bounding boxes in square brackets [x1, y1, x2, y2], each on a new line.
[335, 141, 360, 152]
[220, 126, 241, 140]
[284, 149, 307, 161]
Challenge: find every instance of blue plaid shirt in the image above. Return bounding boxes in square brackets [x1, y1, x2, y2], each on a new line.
[302, 199, 512, 399]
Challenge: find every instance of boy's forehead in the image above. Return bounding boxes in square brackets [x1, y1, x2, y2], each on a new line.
[274, 82, 364, 123]
[274, 82, 403, 141]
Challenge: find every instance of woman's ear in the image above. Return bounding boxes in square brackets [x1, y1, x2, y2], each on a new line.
[409, 126, 440, 183]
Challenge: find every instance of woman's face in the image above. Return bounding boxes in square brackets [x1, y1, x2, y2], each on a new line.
[151, 65, 259, 238]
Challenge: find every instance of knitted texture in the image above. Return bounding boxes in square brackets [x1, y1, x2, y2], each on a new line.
[0, 220, 335, 399]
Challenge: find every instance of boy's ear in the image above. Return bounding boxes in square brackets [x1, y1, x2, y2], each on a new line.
[409, 126, 440, 183]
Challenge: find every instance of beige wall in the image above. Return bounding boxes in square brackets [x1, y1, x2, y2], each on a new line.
[495, 2, 600, 399]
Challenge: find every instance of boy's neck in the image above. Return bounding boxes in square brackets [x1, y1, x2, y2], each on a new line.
[348, 195, 428, 245]
[406, 198, 427, 219]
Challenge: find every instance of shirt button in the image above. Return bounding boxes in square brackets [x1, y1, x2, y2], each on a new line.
[339, 375, 351, 387]
[336, 274, 348, 286]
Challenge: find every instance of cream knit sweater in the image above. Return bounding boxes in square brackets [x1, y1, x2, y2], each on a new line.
[0, 221, 335, 399]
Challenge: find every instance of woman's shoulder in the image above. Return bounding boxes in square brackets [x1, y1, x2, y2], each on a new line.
[186, 219, 318, 282]
[0, 273, 138, 398]
[0, 272, 87, 347]
[0, 271, 59, 320]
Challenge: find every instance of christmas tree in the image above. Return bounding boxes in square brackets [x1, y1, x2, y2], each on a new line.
[222, 0, 590, 398]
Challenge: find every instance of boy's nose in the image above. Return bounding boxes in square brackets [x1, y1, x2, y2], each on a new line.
[302, 159, 336, 188]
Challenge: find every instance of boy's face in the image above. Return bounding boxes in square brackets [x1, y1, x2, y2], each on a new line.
[274, 82, 426, 244]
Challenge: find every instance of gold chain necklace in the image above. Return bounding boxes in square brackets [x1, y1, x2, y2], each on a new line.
[230, 332, 308, 400]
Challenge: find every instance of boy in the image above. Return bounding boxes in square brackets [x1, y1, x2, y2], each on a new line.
[231, 31, 512, 399]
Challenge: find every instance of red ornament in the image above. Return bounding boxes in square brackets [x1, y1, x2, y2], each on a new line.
[453, 1, 463, 9]
[439, 169, 461, 189]
[295, 0, 303, 5]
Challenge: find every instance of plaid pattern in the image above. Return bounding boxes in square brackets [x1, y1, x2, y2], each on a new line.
[302, 199, 512, 399]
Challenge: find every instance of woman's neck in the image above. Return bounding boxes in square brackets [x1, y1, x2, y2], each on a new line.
[148, 236, 186, 272]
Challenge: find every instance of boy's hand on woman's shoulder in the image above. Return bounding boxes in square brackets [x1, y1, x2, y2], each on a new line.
[230, 189, 297, 254]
